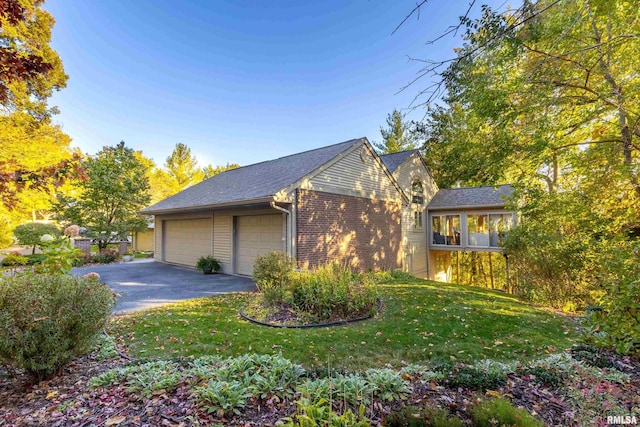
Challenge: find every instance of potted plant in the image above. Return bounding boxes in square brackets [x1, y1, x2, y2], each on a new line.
[196, 255, 221, 274]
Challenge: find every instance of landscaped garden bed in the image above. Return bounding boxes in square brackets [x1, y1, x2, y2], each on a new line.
[1, 340, 638, 426]
[1, 272, 638, 426]
[242, 254, 381, 327]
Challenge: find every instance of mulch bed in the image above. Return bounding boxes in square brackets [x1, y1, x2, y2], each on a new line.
[1, 349, 639, 426]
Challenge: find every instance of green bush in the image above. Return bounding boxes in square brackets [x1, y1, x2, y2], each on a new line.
[0, 274, 115, 380]
[253, 251, 295, 306]
[471, 398, 543, 427]
[516, 365, 565, 387]
[196, 255, 221, 274]
[445, 365, 507, 391]
[289, 263, 378, 321]
[91, 251, 118, 264]
[25, 253, 47, 265]
[1, 252, 28, 267]
[583, 241, 640, 355]
[12, 223, 61, 254]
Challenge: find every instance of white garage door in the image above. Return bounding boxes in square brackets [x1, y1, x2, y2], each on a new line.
[236, 214, 283, 276]
[164, 218, 212, 266]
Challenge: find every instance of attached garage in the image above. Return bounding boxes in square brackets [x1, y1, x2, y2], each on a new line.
[163, 218, 212, 266]
[235, 214, 284, 275]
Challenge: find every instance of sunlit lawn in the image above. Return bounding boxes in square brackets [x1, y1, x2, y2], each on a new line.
[110, 277, 579, 370]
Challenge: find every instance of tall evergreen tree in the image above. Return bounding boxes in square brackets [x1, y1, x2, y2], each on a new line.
[374, 109, 416, 154]
[164, 143, 204, 191]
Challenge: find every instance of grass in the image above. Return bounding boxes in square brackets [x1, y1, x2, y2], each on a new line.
[110, 276, 578, 370]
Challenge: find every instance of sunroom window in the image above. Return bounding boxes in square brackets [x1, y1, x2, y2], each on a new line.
[467, 214, 489, 247]
[489, 213, 513, 247]
[431, 215, 460, 246]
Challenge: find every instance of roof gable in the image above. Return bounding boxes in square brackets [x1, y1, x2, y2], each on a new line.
[379, 149, 419, 174]
[427, 184, 514, 210]
[142, 138, 364, 214]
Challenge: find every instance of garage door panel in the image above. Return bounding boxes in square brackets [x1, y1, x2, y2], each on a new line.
[164, 218, 212, 266]
[236, 214, 283, 276]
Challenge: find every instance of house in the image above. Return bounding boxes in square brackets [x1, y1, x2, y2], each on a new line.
[426, 185, 515, 282]
[132, 222, 154, 252]
[141, 137, 515, 281]
[379, 149, 438, 278]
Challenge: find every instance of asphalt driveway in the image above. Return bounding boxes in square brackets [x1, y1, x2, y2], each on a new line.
[72, 260, 256, 315]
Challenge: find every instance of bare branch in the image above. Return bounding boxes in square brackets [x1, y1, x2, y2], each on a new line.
[391, 0, 429, 36]
[425, 1, 476, 44]
[398, 0, 562, 102]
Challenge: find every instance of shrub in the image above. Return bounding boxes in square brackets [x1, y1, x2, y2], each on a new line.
[12, 223, 61, 254]
[25, 253, 47, 265]
[0, 274, 115, 380]
[91, 251, 118, 264]
[570, 344, 617, 369]
[196, 255, 221, 274]
[445, 364, 507, 391]
[253, 251, 295, 306]
[583, 241, 640, 355]
[1, 252, 28, 267]
[289, 263, 378, 321]
[38, 235, 83, 274]
[470, 398, 543, 427]
[516, 365, 565, 387]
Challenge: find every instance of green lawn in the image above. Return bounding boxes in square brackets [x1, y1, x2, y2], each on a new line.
[111, 276, 579, 370]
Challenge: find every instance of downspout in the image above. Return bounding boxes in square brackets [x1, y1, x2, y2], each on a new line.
[270, 201, 291, 257]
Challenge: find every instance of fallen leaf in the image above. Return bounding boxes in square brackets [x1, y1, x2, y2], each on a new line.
[105, 415, 126, 426]
[486, 389, 501, 398]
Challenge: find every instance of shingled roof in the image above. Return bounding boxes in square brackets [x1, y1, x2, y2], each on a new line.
[141, 138, 364, 214]
[427, 184, 514, 210]
[379, 149, 419, 173]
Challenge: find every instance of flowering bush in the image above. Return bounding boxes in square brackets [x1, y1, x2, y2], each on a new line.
[38, 229, 83, 275]
[64, 225, 80, 237]
[84, 272, 101, 281]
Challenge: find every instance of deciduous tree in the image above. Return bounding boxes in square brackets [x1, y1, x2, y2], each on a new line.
[56, 142, 150, 250]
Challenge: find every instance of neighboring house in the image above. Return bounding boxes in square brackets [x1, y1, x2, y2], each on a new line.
[141, 137, 515, 281]
[132, 222, 154, 252]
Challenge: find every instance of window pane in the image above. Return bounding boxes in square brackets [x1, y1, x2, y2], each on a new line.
[432, 215, 446, 244]
[489, 214, 513, 247]
[468, 214, 489, 246]
[446, 215, 460, 246]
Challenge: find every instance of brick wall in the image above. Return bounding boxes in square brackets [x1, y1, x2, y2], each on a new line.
[296, 189, 402, 271]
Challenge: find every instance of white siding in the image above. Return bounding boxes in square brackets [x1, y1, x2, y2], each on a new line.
[213, 212, 233, 274]
[393, 154, 439, 278]
[304, 145, 401, 202]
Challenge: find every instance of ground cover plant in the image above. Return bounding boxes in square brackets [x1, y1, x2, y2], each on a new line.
[111, 274, 577, 369]
[1, 275, 638, 426]
[2, 344, 638, 426]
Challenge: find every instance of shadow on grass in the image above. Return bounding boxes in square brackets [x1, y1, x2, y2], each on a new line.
[111, 279, 578, 370]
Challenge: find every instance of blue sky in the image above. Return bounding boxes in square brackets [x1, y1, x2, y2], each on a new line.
[45, 1, 500, 168]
